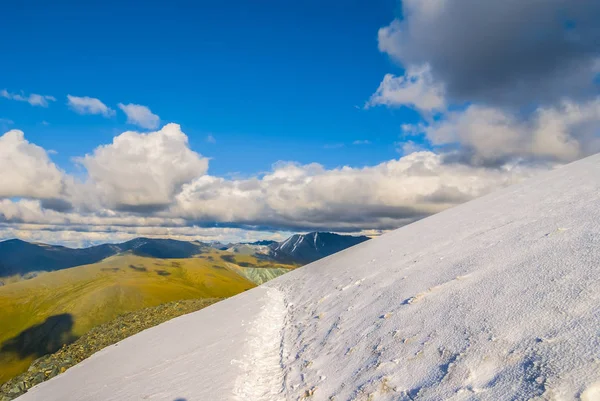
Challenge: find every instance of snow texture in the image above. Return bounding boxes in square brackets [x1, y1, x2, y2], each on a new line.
[16, 154, 600, 400]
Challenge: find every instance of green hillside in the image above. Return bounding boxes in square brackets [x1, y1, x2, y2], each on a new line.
[0, 250, 294, 384]
[0, 298, 222, 400]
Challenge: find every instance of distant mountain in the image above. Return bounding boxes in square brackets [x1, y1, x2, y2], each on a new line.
[0, 233, 369, 278]
[117, 238, 205, 259]
[0, 238, 207, 277]
[268, 232, 370, 264]
[246, 240, 277, 246]
[226, 243, 270, 256]
[0, 251, 262, 385]
[0, 240, 119, 277]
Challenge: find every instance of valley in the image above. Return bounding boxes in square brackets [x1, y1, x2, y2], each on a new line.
[0, 232, 365, 388]
[0, 249, 288, 384]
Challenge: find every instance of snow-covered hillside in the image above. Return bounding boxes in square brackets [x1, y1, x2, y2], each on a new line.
[17, 154, 600, 400]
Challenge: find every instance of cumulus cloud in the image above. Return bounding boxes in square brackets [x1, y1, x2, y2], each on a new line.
[425, 99, 600, 166]
[0, 126, 548, 244]
[1, 89, 56, 107]
[377, 0, 600, 107]
[0, 130, 65, 199]
[366, 65, 445, 112]
[398, 141, 426, 156]
[370, 0, 600, 172]
[76, 123, 208, 211]
[67, 95, 115, 117]
[118, 103, 160, 129]
[171, 151, 544, 231]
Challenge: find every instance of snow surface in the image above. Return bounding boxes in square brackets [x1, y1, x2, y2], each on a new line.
[17, 154, 600, 400]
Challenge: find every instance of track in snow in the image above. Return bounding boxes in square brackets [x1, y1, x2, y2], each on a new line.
[233, 287, 287, 401]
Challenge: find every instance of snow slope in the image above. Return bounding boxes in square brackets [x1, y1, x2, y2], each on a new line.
[17, 154, 600, 400]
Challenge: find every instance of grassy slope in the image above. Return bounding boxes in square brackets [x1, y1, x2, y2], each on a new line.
[0, 298, 222, 400]
[0, 250, 291, 383]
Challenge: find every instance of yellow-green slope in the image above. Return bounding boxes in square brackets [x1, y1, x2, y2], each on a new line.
[0, 251, 266, 383]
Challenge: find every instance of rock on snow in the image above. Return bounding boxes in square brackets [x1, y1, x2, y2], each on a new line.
[17, 154, 600, 400]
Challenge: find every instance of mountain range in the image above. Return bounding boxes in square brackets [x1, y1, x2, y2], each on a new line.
[0, 231, 369, 386]
[0, 232, 370, 279]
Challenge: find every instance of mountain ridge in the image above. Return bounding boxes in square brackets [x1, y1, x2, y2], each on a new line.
[0, 232, 369, 278]
[269, 232, 370, 264]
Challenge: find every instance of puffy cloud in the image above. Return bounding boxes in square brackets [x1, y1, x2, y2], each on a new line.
[0, 130, 65, 199]
[370, 1, 600, 171]
[76, 124, 208, 211]
[398, 141, 426, 156]
[366, 65, 445, 112]
[172, 152, 544, 231]
[1, 89, 56, 107]
[377, 0, 600, 107]
[118, 103, 160, 129]
[67, 95, 115, 117]
[425, 98, 600, 166]
[0, 126, 550, 244]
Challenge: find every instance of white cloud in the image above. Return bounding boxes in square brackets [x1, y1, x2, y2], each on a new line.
[366, 65, 445, 113]
[425, 99, 600, 166]
[377, 19, 406, 64]
[0, 202, 291, 248]
[206, 134, 216, 144]
[67, 95, 115, 117]
[376, 1, 600, 107]
[172, 151, 544, 231]
[352, 140, 371, 145]
[118, 103, 160, 129]
[76, 123, 208, 211]
[1, 89, 56, 107]
[0, 125, 552, 244]
[370, 1, 600, 170]
[401, 123, 426, 137]
[0, 130, 65, 199]
[398, 141, 425, 156]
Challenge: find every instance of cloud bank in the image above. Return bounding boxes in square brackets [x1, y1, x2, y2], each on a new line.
[0, 124, 549, 246]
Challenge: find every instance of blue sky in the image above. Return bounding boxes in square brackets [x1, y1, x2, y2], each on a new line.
[1, 0, 599, 246]
[1, 0, 422, 177]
